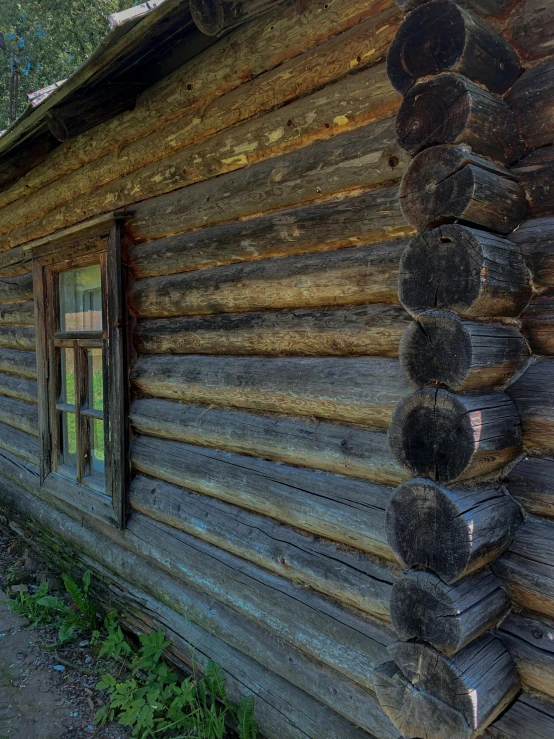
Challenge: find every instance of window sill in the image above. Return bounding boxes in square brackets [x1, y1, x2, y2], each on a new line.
[40, 470, 117, 528]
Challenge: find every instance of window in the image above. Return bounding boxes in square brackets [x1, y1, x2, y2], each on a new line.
[28, 216, 128, 528]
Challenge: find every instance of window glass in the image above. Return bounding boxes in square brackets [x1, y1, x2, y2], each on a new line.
[60, 348, 75, 406]
[61, 412, 77, 469]
[59, 264, 102, 332]
[90, 419, 105, 476]
[87, 349, 104, 411]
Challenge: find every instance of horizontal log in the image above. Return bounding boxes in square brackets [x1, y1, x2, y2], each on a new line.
[387, 0, 521, 95]
[399, 225, 532, 318]
[507, 358, 554, 453]
[386, 478, 522, 581]
[130, 240, 408, 318]
[512, 147, 554, 218]
[0, 326, 35, 351]
[131, 433, 395, 561]
[388, 389, 522, 482]
[129, 186, 412, 279]
[0, 247, 30, 277]
[130, 398, 406, 485]
[190, 0, 287, 35]
[0, 371, 37, 404]
[521, 293, 554, 355]
[0, 301, 34, 326]
[394, 0, 515, 16]
[503, 0, 554, 61]
[493, 516, 554, 618]
[0, 396, 38, 437]
[486, 693, 554, 739]
[0, 480, 401, 739]
[396, 74, 522, 163]
[0, 274, 34, 304]
[399, 310, 529, 391]
[0, 422, 39, 464]
[506, 456, 554, 518]
[499, 611, 554, 699]
[391, 569, 509, 655]
[509, 217, 554, 293]
[400, 145, 527, 234]
[0, 349, 36, 379]
[131, 474, 399, 620]
[376, 636, 519, 739]
[132, 355, 411, 428]
[134, 303, 411, 357]
[506, 61, 554, 151]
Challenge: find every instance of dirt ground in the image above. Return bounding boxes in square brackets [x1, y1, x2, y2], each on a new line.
[0, 530, 128, 739]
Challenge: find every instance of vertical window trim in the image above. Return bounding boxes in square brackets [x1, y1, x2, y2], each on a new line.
[31, 218, 128, 528]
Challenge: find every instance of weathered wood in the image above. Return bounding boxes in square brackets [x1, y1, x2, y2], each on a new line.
[509, 217, 554, 293]
[520, 293, 554, 355]
[487, 693, 554, 739]
[399, 225, 532, 319]
[0, 326, 36, 351]
[512, 147, 554, 218]
[130, 187, 411, 279]
[0, 349, 36, 379]
[0, 396, 38, 437]
[0, 423, 39, 464]
[131, 433, 395, 560]
[0, 274, 34, 304]
[494, 517, 554, 621]
[506, 62, 554, 151]
[396, 74, 522, 163]
[376, 637, 519, 738]
[0, 302, 35, 326]
[131, 474, 399, 620]
[503, 0, 554, 62]
[130, 241, 408, 319]
[130, 398, 406, 485]
[394, 0, 514, 15]
[388, 389, 522, 482]
[135, 303, 411, 357]
[191, 0, 284, 35]
[132, 355, 411, 428]
[400, 311, 529, 391]
[0, 372, 37, 404]
[507, 359, 554, 453]
[386, 478, 522, 581]
[387, 0, 521, 95]
[391, 569, 509, 655]
[506, 456, 554, 518]
[0, 246, 30, 277]
[499, 611, 554, 699]
[400, 145, 527, 234]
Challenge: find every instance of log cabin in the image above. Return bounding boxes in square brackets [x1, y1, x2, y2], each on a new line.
[1, 0, 554, 736]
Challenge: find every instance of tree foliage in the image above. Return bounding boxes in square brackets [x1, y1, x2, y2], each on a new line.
[0, 0, 133, 129]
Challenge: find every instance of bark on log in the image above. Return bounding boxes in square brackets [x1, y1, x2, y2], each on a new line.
[512, 147, 554, 218]
[131, 433, 395, 561]
[130, 397, 406, 486]
[521, 293, 554, 355]
[506, 61, 554, 152]
[391, 569, 509, 655]
[387, 0, 521, 95]
[509, 217, 554, 293]
[0, 349, 36, 379]
[487, 693, 554, 739]
[499, 611, 554, 699]
[503, 0, 554, 62]
[506, 456, 554, 519]
[399, 225, 532, 318]
[396, 74, 522, 163]
[507, 359, 554, 453]
[375, 637, 519, 738]
[0, 396, 38, 437]
[386, 478, 522, 581]
[132, 355, 411, 428]
[131, 474, 398, 620]
[399, 310, 529, 391]
[130, 240, 408, 319]
[400, 146, 527, 234]
[135, 303, 411, 357]
[191, 0, 287, 36]
[388, 389, 522, 482]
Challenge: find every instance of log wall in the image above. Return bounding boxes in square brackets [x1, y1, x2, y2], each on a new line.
[1, 0, 554, 738]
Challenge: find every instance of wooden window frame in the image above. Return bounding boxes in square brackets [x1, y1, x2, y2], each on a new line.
[27, 215, 128, 528]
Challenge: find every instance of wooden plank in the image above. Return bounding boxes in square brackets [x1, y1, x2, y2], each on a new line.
[129, 186, 411, 278]
[131, 474, 399, 620]
[507, 358, 554, 453]
[132, 355, 411, 428]
[131, 433, 396, 561]
[486, 693, 554, 739]
[506, 456, 554, 519]
[130, 398, 406, 485]
[0, 395, 38, 436]
[135, 303, 411, 357]
[0, 349, 36, 379]
[499, 611, 554, 699]
[130, 240, 408, 319]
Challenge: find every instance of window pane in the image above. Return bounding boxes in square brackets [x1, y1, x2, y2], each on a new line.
[61, 411, 77, 468]
[90, 419, 105, 476]
[60, 348, 75, 406]
[59, 264, 102, 332]
[87, 349, 104, 411]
